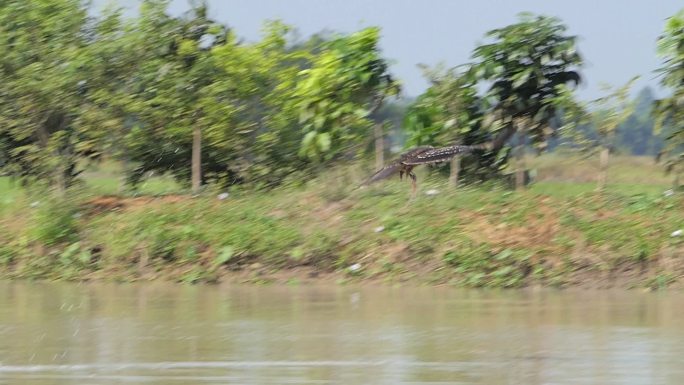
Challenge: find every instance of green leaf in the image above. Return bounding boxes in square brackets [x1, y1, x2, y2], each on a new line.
[302, 131, 317, 148]
[316, 132, 331, 152]
[215, 246, 234, 266]
[494, 249, 513, 261]
[314, 115, 326, 129]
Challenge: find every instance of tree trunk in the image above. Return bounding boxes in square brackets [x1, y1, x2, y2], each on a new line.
[36, 117, 54, 192]
[449, 155, 461, 188]
[515, 134, 526, 191]
[374, 122, 384, 171]
[40, 114, 69, 197]
[120, 151, 130, 194]
[597, 146, 609, 191]
[191, 125, 202, 195]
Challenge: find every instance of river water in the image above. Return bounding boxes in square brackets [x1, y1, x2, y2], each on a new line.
[0, 282, 682, 384]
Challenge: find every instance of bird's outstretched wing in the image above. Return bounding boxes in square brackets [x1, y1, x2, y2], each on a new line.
[401, 144, 483, 165]
[360, 161, 403, 186]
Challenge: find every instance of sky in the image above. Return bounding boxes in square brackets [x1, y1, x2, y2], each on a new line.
[102, 0, 683, 100]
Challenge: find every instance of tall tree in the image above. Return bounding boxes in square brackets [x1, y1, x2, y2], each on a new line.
[470, 13, 583, 189]
[76, 3, 147, 191]
[558, 79, 638, 191]
[117, 0, 229, 191]
[207, 20, 312, 187]
[654, 8, 684, 189]
[0, 0, 98, 193]
[592, 78, 638, 191]
[294, 27, 400, 166]
[111, 10, 317, 190]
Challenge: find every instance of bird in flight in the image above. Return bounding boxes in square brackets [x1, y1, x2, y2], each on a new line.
[361, 143, 488, 195]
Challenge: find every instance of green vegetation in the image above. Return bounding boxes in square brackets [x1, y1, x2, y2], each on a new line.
[559, 78, 639, 191]
[654, 9, 684, 180]
[1, 1, 683, 288]
[0, 157, 682, 289]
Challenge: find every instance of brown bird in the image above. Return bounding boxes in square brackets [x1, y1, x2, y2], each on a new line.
[361, 144, 487, 195]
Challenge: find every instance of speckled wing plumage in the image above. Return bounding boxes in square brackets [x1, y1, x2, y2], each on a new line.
[362, 145, 486, 186]
[401, 144, 481, 165]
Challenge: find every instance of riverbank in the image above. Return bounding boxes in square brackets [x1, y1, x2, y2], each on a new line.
[1, 174, 682, 289]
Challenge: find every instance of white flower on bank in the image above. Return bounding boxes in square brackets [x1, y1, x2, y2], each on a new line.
[348, 263, 362, 272]
[425, 189, 439, 196]
[671, 229, 683, 237]
[217, 192, 229, 200]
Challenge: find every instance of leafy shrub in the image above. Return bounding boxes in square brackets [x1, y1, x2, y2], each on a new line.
[31, 199, 79, 246]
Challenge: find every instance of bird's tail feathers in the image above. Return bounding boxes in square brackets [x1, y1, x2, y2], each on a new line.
[360, 162, 401, 186]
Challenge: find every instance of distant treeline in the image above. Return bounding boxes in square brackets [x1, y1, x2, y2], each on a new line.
[1, 1, 682, 192]
[381, 86, 663, 157]
[555, 87, 663, 156]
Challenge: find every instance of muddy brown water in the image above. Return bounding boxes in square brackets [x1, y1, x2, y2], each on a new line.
[0, 282, 683, 384]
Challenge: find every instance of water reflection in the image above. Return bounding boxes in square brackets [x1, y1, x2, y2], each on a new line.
[0, 282, 682, 384]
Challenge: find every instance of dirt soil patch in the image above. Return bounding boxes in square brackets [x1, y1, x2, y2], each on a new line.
[83, 195, 191, 215]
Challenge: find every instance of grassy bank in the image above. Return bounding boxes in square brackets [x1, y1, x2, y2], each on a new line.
[0, 157, 682, 289]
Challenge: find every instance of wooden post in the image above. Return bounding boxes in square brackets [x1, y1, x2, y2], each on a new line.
[515, 134, 526, 191]
[449, 156, 461, 188]
[191, 125, 201, 195]
[597, 146, 609, 191]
